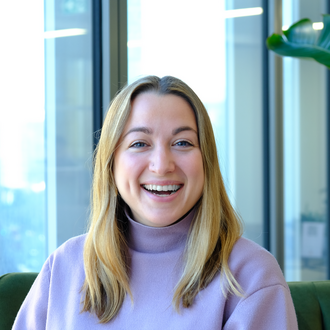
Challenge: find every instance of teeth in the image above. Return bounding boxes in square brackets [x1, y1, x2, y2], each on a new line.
[143, 184, 181, 192]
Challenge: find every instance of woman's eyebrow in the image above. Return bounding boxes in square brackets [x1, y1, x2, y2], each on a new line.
[123, 126, 197, 138]
[123, 127, 152, 138]
[172, 126, 197, 135]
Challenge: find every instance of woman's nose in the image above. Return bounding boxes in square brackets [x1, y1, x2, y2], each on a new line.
[149, 146, 175, 175]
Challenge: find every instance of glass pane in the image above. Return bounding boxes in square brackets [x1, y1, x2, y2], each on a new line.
[0, 0, 93, 275]
[45, 0, 93, 249]
[0, 1, 46, 274]
[127, 0, 264, 246]
[225, 0, 263, 246]
[283, 0, 328, 280]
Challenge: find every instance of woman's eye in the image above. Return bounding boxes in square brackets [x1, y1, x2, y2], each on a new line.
[130, 141, 147, 148]
[175, 140, 193, 147]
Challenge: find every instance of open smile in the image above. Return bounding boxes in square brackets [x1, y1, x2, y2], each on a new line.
[142, 184, 183, 196]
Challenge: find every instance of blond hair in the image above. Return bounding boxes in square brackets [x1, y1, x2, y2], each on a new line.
[82, 76, 243, 323]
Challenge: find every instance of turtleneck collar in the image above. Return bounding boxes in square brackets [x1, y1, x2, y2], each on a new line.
[126, 209, 195, 254]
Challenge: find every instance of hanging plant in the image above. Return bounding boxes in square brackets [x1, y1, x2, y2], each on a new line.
[266, 14, 330, 68]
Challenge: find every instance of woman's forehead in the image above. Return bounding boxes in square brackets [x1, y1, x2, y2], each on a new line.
[126, 92, 197, 128]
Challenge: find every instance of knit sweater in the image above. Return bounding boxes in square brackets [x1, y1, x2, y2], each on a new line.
[13, 211, 298, 329]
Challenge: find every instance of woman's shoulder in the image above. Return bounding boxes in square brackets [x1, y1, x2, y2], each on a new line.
[55, 234, 87, 254]
[230, 236, 276, 263]
[47, 234, 87, 270]
[229, 237, 288, 293]
[223, 238, 298, 329]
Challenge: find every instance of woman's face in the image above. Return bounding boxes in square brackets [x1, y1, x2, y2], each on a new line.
[114, 92, 204, 227]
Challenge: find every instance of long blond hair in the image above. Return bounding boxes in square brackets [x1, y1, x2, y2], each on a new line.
[82, 75, 243, 323]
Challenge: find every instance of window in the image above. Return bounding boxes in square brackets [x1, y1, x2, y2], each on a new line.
[127, 0, 330, 281]
[283, 0, 328, 280]
[127, 0, 265, 246]
[0, 0, 93, 275]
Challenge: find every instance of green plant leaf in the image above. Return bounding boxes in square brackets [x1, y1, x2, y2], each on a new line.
[266, 14, 330, 68]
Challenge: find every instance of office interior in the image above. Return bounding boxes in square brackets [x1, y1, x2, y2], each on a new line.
[0, 0, 329, 282]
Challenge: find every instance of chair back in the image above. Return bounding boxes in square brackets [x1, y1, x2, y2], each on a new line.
[0, 272, 38, 330]
[288, 281, 330, 330]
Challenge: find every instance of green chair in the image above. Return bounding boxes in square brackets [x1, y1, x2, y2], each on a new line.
[288, 281, 330, 330]
[1, 273, 330, 330]
[0, 272, 38, 330]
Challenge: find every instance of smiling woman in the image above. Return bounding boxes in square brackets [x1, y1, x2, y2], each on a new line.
[12, 76, 298, 329]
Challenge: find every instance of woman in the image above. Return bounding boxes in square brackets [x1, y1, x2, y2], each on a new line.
[13, 76, 298, 329]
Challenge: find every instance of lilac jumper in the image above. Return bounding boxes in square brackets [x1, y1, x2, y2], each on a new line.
[13, 211, 298, 329]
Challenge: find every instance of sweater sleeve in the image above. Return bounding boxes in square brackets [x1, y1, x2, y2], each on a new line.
[223, 284, 298, 330]
[12, 258, 51, 329]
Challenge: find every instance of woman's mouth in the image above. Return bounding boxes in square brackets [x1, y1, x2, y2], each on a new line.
[142, 184, 182, 196]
